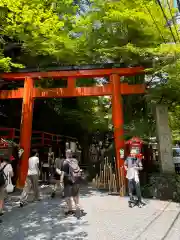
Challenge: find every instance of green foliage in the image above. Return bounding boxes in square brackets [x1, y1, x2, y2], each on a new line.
[0, 55, 23, 72]
[73, 0, 177, 65]
[0, 0, 179, 68]
[60, 97, 109, 134]
[1, 0, 179, 142]
[169, 106, 180, 141]
[0, 0, 79, 69]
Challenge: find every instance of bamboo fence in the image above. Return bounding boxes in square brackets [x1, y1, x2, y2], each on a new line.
[92, 157, 126, 196]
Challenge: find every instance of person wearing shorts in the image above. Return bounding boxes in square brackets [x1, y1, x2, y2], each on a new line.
[61, 150, 80, 216]
[51, 155, 65, 198]
[0, 158, 14, 221]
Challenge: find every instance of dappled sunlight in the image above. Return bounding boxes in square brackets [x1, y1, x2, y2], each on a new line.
[1, 186, 180, 239]
[0, 186, 104, 239]
[26, 233, 51, 240]
[0, 194, 89, 240]
[21, 220, 41, 228]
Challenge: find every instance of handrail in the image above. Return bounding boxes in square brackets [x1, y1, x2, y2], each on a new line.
[0, 127, 77, 146]
[32, 130, 42, 134]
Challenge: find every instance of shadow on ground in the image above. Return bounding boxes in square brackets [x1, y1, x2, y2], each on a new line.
[0, 185, 98, 240]
[1, 185, 180, 240]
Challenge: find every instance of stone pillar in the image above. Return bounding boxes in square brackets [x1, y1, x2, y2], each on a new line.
[155, 105, 174, 173]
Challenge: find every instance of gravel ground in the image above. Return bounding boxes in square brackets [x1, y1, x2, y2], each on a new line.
[0, 185, 180, 240]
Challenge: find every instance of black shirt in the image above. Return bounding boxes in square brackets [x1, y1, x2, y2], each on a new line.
[53, 158, 64, 180]
[61, 160, 71, 185]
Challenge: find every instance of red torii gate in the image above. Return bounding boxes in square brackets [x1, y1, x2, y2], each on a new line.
[0, 67, 145, 188]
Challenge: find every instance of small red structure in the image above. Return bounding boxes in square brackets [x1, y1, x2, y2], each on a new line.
[0, 67, 145, 190]
[125, 137, 144, 159]
[125, 137, 153, 178]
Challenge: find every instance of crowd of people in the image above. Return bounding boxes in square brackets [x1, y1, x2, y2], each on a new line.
[0, 148, 83, 223]
[0, 141, 147, 224]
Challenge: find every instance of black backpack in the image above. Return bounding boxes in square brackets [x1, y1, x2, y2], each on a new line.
[0, 164, 8, 187]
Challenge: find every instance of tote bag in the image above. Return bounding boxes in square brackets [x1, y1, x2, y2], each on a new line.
[6, 172, 14, 193]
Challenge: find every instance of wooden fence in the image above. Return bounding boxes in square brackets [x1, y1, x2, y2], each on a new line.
[92, 157, 126, 196]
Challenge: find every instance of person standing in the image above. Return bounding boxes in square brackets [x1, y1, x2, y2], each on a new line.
[124, 150, 145, 208]
[0, 158, 14, 222]
[51, 154, 65, 198]
[20, 149, 40, 207]
[61, 149, 82, 216]
[48, 147, 54, 178]
[41, 148, 53, 184]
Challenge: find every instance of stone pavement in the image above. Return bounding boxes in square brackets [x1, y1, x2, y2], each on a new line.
[1, 185, 180, 240]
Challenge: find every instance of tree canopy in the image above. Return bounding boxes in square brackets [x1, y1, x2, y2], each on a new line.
[73, 0, 175, 65]
[0, 0, 180, 144]
[0, 0, 178, 68]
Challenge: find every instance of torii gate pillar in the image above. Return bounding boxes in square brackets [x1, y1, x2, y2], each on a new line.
[111, 74, 124, 183]
[18, 77, 34, 188]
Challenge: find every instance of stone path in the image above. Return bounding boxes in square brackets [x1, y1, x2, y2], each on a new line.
[1, 186, 180, 240]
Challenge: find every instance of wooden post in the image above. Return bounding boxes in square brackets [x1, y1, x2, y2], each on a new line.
[18, 77, 34, 188]
[67, 77, 76, 91]
[111, 74, 125, 194]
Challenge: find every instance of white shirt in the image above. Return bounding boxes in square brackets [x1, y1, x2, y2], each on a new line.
[0, 162, 13, 185]
[125, 157, 142, 182]
[126, 168, 139, 182]
[28, 156, 39, 175]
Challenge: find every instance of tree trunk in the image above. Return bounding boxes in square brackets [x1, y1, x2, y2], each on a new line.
[79, 134, 90, 165]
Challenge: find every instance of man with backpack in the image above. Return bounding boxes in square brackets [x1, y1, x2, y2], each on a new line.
[60, 149, 82, 216]
[0, 157, 14, 221]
